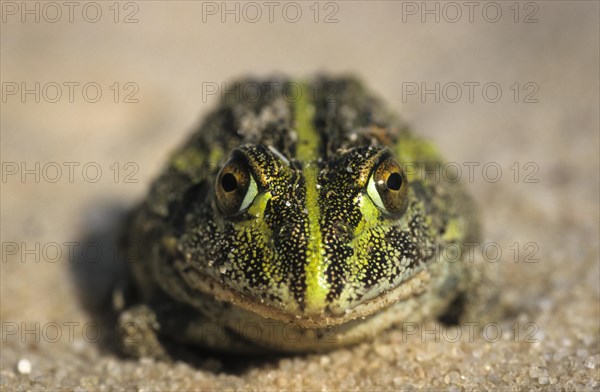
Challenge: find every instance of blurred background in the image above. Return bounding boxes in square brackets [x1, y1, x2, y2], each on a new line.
[2, 1, 599, 389]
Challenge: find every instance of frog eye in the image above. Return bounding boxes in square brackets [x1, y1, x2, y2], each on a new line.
[215, 156, 258, 216]
[366, 156, 408, 214]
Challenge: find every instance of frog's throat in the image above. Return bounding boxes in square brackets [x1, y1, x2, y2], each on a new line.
[182, 263, 434, 328]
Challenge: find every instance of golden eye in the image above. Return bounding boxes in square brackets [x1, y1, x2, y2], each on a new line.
[215, 155, 258, 216]
[366, 156, 408, 214]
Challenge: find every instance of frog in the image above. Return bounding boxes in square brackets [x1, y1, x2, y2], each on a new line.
[116, 75, 490, 358]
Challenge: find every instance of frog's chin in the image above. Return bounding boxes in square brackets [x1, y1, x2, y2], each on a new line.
[187, 267, 434, 329]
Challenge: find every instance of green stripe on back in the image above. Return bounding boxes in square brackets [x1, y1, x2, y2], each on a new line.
[295, 82, 328, 313]
[295, 83, 319, 161]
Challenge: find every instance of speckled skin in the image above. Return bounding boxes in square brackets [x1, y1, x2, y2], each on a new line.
[118, 76, 480, 355]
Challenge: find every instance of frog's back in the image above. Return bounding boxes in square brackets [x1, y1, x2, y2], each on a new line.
[172, 76, 410, 166]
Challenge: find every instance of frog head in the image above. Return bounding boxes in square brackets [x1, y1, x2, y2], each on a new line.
[179, 142, 438, 326]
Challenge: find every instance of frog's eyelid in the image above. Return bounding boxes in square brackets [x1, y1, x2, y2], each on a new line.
[239, 175, 258, 211]
[367, 174, 386, 210]
[267, 145, 290, 166]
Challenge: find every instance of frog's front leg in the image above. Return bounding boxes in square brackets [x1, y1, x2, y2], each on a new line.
[117, 299, 264, 360]
[458, 258, 504, 326]
[118, 303, 172, 361]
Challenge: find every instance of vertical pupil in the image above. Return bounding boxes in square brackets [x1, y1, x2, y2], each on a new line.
[386, 172, 402, 190]
[221, 173, 238, 192]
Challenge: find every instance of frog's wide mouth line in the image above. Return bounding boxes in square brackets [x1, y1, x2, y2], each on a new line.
[183, 266, 435, 329]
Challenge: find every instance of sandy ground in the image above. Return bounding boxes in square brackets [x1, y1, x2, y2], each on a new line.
[1, 1, 599, 390]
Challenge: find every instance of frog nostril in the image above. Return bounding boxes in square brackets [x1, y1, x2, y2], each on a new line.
[329, 219, 353, 240]
[275, 222, 296, 241]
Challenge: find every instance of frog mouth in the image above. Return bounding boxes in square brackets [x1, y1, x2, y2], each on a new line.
[179, 265, 433, 329]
